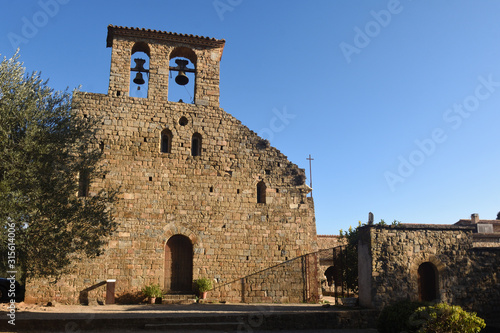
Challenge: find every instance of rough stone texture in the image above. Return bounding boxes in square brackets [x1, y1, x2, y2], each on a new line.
[317, 235, 344, 250]
[25, 26, 318, 304]
[211, 252, 321, 303]
[358, 224, 500, 324]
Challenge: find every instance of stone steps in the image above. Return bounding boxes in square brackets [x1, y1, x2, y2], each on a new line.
[161, 293, 197, 304]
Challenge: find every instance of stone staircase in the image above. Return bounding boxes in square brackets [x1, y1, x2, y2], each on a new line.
[161, 293, 197, 304]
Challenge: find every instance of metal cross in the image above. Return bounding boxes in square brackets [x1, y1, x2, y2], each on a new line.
[306, 154, 314, 197]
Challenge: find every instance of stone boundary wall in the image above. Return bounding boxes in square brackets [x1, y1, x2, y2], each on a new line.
[358, 224, 500, 323]
[317, 235, 344, 250]
[211, 252, 321, 303]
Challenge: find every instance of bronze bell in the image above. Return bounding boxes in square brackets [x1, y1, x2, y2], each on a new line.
[132, 58, 146, 72]
[174, 59, 189, 86]
[133, 72, 145, 85]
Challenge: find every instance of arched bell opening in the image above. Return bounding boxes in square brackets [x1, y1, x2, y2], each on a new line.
[168, 47, 196, 103]
[129, 42, 150, 98]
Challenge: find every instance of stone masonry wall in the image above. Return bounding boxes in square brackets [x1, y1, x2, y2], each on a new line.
[317, 235, 344, 250]
[358, 224, 500, 321]
[25, 27, 318, 304]
[211, 252, 321, 303]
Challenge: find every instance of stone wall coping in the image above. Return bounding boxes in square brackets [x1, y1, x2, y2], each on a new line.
[317, 235, 340, 238]
[360, 223, 475, 231]
[473, 233, 500, 239]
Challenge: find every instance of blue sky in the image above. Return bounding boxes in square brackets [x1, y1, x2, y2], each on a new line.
[2, 1, 500, 235]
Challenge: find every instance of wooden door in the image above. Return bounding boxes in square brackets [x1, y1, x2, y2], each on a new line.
[165, 235, 193, 292]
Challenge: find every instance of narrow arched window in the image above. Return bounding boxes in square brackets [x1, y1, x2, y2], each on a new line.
[257, 181, 266, 204]
[78, 170, 90, 197]
[191, 133, 202, 157]
[160, 129, 172, 153]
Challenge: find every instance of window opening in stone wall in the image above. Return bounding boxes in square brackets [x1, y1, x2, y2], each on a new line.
[168, 47, 196, 103]
[129, 42, 150, 98]
[160, 129, 172, 153]
[418, 262, 438, 302]
[191, 133, 202, 157]
[78, 170, 90, 197]
[257, 181, 266, 204]
[179, 116, 188, 126]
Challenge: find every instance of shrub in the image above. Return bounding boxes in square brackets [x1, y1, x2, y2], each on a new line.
[377, 299, 428, 333]
[195, 278, 213, 292]
[141, 283, 163, 298]
[409, 303, 486, 333]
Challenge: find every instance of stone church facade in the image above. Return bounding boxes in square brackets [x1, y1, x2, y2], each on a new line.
[26, 25, 319, 304]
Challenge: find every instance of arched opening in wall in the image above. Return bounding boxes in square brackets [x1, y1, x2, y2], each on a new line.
[160, 129, 172, 153]
[191, 133, 202, 157]
[324, 266, 335, 287]
[418, 262, 438, 302]
[165, 235, 193, 292]
[129, 42, 150, 98]
[168, 47, 196, 103]
[257, 181, 266, 204]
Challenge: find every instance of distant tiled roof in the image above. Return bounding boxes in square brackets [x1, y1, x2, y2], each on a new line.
[106, 25, 225, 48]
[455, 219, 500, 233]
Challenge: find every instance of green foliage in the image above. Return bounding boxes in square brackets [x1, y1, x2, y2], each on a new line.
[339, 221, 361, 292]
[142, 283, 163, 298]
[195, 277, 213, 292]
[377, 300, 428, 333]
[0, 52, 117, 281]
[339, 218, 402, 292]
[409, 303, 486, 333]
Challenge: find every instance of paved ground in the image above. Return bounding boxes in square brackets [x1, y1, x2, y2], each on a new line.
[1, 301, 379, 332]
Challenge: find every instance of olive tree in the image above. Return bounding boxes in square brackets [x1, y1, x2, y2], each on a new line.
[0, 52, 117, 281]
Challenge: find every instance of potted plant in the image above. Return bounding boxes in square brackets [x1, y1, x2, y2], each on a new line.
[142, 283, 162, 304]
[195, 278, 213, 299]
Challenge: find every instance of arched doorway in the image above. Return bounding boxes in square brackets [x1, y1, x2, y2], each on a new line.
[418, 262, 438, 302]
[325, 266, 335, 287]
[165, 235, 193, 292]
